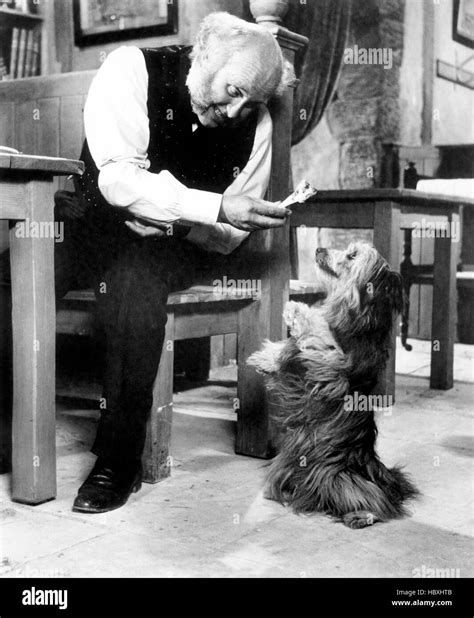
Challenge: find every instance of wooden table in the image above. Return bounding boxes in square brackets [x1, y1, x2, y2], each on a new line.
[290, 188, 474, 393]
[0, 153, 83, 504]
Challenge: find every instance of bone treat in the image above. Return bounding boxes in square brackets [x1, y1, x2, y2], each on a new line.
[280, 180, 318, 208]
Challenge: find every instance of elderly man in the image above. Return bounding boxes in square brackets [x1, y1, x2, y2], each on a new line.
[0, 12, 293, 513]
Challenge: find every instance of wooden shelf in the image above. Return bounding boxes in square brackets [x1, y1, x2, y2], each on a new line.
[0, 7, 43, 21]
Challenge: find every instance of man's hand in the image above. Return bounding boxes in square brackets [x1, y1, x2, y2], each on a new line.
[125, 219, 190, 239]
[54, 190, 88, 220]
[125, 220, 167, 238]
[218, 196, 291, 231]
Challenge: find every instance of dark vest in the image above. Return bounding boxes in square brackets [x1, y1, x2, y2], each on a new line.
[78, 45, 258, 219]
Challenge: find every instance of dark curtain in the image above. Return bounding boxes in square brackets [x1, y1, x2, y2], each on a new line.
[286, 0, 353, 146]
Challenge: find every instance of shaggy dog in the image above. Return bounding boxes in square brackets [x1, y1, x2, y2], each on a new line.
[248, 241, 418, 528]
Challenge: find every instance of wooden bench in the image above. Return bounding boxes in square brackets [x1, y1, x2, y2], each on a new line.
[0, 27, 307, 498]
[56, 285, 266, 481]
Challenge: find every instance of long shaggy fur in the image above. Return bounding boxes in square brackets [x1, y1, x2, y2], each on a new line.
[248, 242, 418, 528]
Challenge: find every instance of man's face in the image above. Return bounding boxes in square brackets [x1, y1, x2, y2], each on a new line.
[189, 47, 278, 128]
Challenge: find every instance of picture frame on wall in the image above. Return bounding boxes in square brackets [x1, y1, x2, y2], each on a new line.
[73, 0, 178, 47]
[453, 0, 474, 48]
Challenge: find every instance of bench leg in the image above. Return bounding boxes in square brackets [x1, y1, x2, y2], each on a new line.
[235, 302, 273, 459]
[430, 216, 458, 389]
[142, 312, 174, 483]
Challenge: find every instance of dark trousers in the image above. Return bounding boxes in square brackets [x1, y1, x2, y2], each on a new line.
[0, 200, 219, 470]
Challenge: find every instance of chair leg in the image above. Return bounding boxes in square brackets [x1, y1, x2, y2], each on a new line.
[141, 312, 175, 483]
[235, 302, 274, 459]
[430, 220, 457, 390]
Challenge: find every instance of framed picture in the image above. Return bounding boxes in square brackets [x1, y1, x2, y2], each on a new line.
[73, 0, 178, 47]
[453, 0, 474, 48]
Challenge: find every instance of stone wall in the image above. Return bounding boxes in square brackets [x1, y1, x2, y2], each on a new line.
[292, 0, 407, 277]
[292, 0, 407, 191]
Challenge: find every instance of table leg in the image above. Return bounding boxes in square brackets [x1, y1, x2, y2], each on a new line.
[430, 212, 458, 389]
[373, 201, 401, 402]
[10, 179, 56, 504]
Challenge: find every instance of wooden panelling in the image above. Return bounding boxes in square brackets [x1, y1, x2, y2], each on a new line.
[0, 72, 91, 257]
[0, 102, 15, 147]
[0, 71, 96, 102]
[60, 95, 85, 160]
[38, 98, 60, 157]
[0, 71, 95, 160]
[15, 101, 37, 154]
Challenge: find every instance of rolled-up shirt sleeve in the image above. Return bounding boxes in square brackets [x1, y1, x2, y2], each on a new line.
[84, 46, 222, 226]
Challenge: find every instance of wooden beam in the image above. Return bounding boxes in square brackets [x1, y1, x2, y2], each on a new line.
[422, 0, 435, 144]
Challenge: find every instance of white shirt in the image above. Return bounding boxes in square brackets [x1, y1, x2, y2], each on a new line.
[84, 46, 273, 254]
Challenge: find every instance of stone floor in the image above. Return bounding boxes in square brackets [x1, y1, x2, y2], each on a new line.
[0, 339, 472, 578]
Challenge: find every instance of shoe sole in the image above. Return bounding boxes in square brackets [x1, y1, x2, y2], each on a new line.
[72, 478, 142, 514]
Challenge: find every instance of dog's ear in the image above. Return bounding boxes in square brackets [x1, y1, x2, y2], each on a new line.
[383, 270, 405, 316]
[360, 268, 405, 332]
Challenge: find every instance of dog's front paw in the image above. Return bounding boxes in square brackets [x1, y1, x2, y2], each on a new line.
[343, 511, 379, 529]
[283, 301, 311, 338]
[247, 340, 286, 374]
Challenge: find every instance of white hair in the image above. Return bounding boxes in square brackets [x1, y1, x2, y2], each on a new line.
[187, 12, 295, 101]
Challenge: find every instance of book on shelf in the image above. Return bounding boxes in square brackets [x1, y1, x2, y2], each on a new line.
[24, 28, 34, 76]
[32, 28, 40, 76]
[16, 27, 27, 78]
[9, 26, 19, 78]
[7, 27, 38, 79]
[0, 54, 8, 81]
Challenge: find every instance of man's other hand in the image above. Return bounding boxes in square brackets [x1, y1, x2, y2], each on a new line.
[125, 219, 190, 239]
[125, 220, 167, 238]
[218, 196, 291, 231]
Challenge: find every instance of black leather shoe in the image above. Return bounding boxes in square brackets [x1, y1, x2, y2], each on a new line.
[72, 458, 142, 514]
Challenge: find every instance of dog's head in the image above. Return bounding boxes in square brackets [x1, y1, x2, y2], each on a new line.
[315, 241, 404, 337]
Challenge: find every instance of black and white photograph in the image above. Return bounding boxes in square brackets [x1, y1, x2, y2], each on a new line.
[0, 0, 472, 616]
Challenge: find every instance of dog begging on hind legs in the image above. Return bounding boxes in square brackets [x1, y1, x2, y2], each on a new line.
[248, 241, 418, 529]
